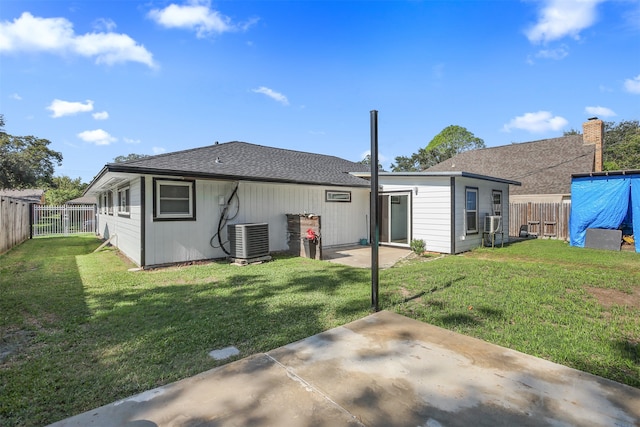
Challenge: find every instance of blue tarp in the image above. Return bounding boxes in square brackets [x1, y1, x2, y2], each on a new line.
[632, 176, 640, 253]
[569, 175, 637, 251]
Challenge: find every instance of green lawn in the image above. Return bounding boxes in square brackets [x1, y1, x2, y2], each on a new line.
[0, 236, 638, 426]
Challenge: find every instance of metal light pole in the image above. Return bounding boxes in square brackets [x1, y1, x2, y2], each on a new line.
[370, 110, 379, 312]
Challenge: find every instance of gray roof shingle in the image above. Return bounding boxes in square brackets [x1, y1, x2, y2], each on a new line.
[0, 189, 45, 203]
[101, 141, 371, 187]
[426, 135, 595, 195]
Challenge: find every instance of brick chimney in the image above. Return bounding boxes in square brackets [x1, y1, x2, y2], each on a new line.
[583, 117, 604, 172]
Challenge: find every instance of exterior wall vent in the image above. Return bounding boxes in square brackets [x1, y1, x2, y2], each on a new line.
[228, 223, 269, 259]
[484, 215, 502, 234]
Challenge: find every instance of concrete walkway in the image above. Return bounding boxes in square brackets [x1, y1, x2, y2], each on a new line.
[323, 245, 413, 269]
[51, 311, 640, 427]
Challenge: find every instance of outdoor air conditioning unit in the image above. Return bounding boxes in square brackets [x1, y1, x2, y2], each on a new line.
[228, 223, 269, 259]
[484, 215, 502, 234]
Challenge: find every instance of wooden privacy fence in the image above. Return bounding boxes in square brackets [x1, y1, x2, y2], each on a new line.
[0, 196, 32, 254]
[509, 202, 571, 240]
[32, 204, 97, 237]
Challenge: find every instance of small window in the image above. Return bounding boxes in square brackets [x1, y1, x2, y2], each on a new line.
[465, 187, 478, 234]
[107, 191, 113, 215]
[154, 179, 195, 220]
[492, 190, 502, 216]
[326, 190, 351, 202]
[118, 186, 130, 216]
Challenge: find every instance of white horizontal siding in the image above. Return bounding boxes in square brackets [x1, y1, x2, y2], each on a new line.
[144, 177, 369, 267]
[454, 177, 511, 253]
[379, 177, 452, 253]
[95, 178, 142, 265]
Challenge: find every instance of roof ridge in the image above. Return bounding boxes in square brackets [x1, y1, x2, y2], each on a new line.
[478, 134, 582, 152]
[113, 141, 362, 166]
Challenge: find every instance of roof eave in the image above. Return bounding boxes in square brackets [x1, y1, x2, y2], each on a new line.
[353, 171, 521, 186]
[87, 164, 370, 191]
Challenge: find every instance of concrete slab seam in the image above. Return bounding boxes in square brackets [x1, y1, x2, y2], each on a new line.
[265, 353, 367, 427]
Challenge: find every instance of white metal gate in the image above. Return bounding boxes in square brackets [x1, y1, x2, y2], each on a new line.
[32, 205, 97, 237]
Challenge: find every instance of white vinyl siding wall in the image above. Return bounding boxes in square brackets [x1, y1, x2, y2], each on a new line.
[454, 177, 510, 253]
[95, 178, 142, 265]
[379, 175, 512, 254]
[144, 177, 369, 267]
[379, 177, 453, 253]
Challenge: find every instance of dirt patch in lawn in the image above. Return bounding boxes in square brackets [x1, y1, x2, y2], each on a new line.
[0, 328, 36, 364]
[585, 286, 640, 309]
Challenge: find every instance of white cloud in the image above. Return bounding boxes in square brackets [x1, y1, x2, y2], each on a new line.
[92, 111, 109, 120]
[47, 99, 93, 118]
[0, 12, 156, 68]
[148, 0, 258, 38]
[624, 74, 640, 94]
[77, 129, 117, 145]
[535, 45, 569, 60]
[10, 93, 21, 100]
[124, 137, 141, 144]
[585, 106, 616, 117]
[252, 86, 289, 105]
[503, 111, 569, 133]
[526, 0, 604, 44]
[152, 146, 166, 154]
[93, 18, 116, 32]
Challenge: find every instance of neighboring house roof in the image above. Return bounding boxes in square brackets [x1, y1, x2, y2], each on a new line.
[0, 188, 45, 203]
[354, 171, 521, 186]
[425, 135, 595, 195]
[86, 141, 371, 194]
[66, 195, 97, 205]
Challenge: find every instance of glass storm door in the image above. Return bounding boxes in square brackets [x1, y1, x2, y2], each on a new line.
[378, 193, 411, 246]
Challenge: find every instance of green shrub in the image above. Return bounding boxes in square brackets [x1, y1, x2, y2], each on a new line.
[410, 239, 425, 254]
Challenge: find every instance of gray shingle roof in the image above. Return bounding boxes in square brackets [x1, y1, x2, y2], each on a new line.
[426, 135, 595, 195]
[0, 189, 45, 203]
[66, 195, 97, 205]
[103, 141, 371, 187]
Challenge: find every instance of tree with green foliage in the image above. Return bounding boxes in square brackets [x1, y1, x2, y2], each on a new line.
[391, 125, 485, 172]
[602, 120, 640, 171]
[113, 153, 149, 163]
[359, 154, 383, 170]
[0, 114, 63, 189]
[45, 175, 88, 205]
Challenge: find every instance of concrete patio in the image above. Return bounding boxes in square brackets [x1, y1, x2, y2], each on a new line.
[323, 245, 413, 269]
[50, 311, 640, 427]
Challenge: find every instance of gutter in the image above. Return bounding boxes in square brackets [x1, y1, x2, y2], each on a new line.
[572, 169, 640, 178]
[86, 163, 371, 191]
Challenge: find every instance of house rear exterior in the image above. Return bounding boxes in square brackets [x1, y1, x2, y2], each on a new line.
[84, 142, 371, 267]
[84, 141, 520, 267]
[358, 172, 518, 254]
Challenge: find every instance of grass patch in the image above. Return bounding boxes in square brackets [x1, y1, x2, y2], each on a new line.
[1, 237, 638, 425]
[381, 239, 639, 388]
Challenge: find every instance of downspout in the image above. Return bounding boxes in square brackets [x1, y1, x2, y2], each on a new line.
[450, 177, 456, 254]
[140, 176, 146, 268]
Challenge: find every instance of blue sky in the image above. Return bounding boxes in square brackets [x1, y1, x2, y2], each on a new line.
[1, 0, 639, 183]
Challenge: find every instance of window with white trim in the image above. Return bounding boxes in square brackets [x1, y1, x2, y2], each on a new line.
[325, 190, 351, 202]
[465, 187, 478, 234]
[118, 186, 130, 216]
[154, 179, 195, 220]
[107, 191, 113, 215]
[492, 190, 502, 216]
